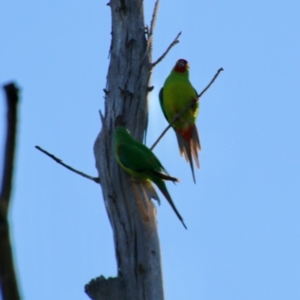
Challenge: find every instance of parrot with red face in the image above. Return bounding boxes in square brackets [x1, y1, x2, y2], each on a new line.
[159, 59, 200, 183]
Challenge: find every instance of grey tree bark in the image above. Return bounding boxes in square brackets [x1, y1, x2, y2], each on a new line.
[85, 0, 164, 299]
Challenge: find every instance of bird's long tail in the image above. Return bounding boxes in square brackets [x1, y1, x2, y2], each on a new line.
[153, 178, 187, 229]
[176, 125, 201, 183]
[151, 170, 179, 183]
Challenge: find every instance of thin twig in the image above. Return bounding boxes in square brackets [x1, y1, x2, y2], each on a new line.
[197, 67, 224, 98]
[150, 68, 224, 150]
[151, 32, 181, 68]
[0, 82, 21, 300]
[35, 146, 100, 184]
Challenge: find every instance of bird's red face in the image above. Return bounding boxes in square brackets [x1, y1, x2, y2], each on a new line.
[173, 59, 189, 73]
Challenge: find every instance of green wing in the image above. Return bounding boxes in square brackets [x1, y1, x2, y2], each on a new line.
[159, 88, 168, 122]
[117, 141, 161, 173]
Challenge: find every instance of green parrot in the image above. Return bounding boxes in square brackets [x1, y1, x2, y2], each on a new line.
[159, 59, 201, 183]
[114, 127, 187, 229]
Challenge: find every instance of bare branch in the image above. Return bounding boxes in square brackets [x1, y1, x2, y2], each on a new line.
[99, 109, 105, 126]
[1, 83, 19, 208]
[146, 0, 160, 58]
[198, 67, 224, 98]
[149, 0, 160, 37]
[35, 146, 100, 184]
[150, 67, 223, 150]
[0, 82, 21, 300]
[85, 276, 125, 300]
[151, 31, 181, 68]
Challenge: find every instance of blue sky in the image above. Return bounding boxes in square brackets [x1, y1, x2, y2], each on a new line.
[1, 0, 300, 299]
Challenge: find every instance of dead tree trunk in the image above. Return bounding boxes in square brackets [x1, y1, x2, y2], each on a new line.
[85, 0, 164, 300]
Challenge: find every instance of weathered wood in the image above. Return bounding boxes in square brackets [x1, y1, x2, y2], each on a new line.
[86, 1, 164, 300]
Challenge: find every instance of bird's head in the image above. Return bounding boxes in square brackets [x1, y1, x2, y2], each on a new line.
[115, 127, 132, 141]
[173, 59, 189, 73]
